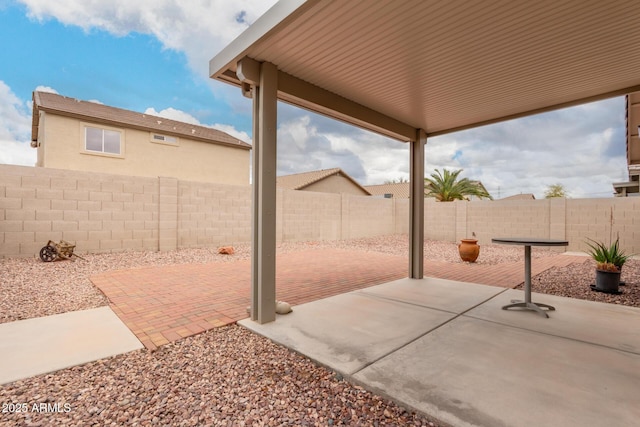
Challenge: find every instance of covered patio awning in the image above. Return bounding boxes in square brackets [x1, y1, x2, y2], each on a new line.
[209, 0, 640, 323]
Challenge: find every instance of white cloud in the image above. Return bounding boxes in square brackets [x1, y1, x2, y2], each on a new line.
[209, 123, 250, 144]
[275, 113, 370, 182]
[145, 106, 250, 143]
[20, 0, 277, 78]
[0, 81, 36, 166]
[13, 1, 629, 198]
[34, 85, 58, 94]
[427, 97, 627, 198]
[19, 0, 278, 112]
[145, 107, 201, 125]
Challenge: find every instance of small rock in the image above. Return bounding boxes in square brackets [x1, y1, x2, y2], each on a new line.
[276, 300, 292, 314]
[218, 246, 235, 255]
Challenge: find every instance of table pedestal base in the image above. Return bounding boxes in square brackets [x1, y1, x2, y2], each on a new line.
[502, 300, 555, 318]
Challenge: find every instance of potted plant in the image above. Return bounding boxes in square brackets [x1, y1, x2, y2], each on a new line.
[585, 238, 630, 294]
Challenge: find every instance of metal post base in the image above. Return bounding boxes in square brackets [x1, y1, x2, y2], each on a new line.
[502, 300, 555, 318]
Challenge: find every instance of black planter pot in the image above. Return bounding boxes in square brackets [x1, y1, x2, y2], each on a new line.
[594, 269, 621, 294]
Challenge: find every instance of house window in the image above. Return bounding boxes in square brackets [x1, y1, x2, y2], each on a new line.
[150, 133, 178, 145]
[85, 126, 122, 155]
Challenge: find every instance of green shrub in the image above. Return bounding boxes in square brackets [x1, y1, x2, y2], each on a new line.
[585, 238, 630, 271]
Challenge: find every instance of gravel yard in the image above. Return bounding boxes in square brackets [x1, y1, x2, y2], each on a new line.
[1, 235, 637, 426]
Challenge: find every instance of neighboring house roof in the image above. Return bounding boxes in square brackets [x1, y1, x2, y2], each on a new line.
[367, 180, 491, 199]
[31, 91, 251, 150]
[277, 168, 371, 195]
[469, 180, 492, 200]
[364, 182, 410, 198]
[498, 193, 536, 201]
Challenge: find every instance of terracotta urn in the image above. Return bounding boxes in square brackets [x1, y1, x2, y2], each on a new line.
[458, 239, 480, 262]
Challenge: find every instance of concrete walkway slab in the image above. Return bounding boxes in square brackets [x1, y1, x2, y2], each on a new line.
[239, 291, 456, 375]
[466, 289, 640, 354]
[354, 316, 640, 427]
[360, 277, 507, 313]
[241, 278, 640, 427]
[0, 307, 142, 385]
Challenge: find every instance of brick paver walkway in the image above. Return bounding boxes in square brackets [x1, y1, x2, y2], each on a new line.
[91, 249, 586, 350]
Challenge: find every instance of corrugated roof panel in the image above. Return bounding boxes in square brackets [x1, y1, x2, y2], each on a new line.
[210, 0, 640, 137]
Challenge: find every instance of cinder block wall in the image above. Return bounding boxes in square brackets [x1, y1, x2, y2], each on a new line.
[565, 197, 639, 254]
[177, 180, 251, 248]
[2, 164, 640, 258]
[345, 195, 396, 239]
[280, 189, 341, 242]
[425, 198, 457, 241]
[0, 164, 159, 258]
[394, 198, 409, 235]
[466, 199, 551, 243]
[0, 165, 398, 258]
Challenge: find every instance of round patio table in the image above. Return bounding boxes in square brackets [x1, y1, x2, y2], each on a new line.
[491, 237, 568, 318]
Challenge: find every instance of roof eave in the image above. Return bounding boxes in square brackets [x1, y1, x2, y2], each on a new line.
[209, 0, 312, 81]
[34, 104, 251, 151]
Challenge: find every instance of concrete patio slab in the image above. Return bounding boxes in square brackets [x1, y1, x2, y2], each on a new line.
[0, 307, 143, 385]
[353, 315, 640, 427]
[239, 290, 456, 375]
[466, 289, 640, 354]
[359, 277, 508, 314]
[241, 278, 640, 427]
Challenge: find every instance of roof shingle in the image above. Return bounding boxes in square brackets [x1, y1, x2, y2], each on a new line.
[277, 168, 370, 195]
[32, 91, 251, 150]
[364, 182, 410, 198]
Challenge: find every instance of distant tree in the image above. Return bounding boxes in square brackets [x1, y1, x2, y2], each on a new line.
[384, 177, 408, 184]
[544, 183, 568, 198]
[424, 168, 493, 201]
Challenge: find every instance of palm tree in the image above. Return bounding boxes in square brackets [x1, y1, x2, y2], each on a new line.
[424, 168, 493, 201]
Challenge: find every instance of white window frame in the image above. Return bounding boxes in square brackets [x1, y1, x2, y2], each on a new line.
[82, 123, 124, 158]
[150, 132, 179, 146]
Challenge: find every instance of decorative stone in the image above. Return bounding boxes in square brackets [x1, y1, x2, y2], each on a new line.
[275, 301, 292, 314]
[218, 246, 235, 255]
[245, 301, 293, 315]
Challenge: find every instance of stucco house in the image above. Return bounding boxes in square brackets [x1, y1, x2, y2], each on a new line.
[30, 91, 251, 185]
[613, 92, 640, 196]
[276, 168, 370, 195]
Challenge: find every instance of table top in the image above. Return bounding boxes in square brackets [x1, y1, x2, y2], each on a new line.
[491, 237, 568, 247]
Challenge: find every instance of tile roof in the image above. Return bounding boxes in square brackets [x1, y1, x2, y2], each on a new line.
[364, 182, 410, 198]
[277, 168, 370, 194]
[31, 91, 251, 150]
[498, 193, 536, 201]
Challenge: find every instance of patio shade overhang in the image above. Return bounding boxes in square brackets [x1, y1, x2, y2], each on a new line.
[209, 0, 640, 323]
[210, 0, 640, 140]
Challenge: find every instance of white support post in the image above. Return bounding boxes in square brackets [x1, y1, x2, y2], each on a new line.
[250, 80, 260, 321]
[251, 61, 278, 324]
[409, 129, 426, 279]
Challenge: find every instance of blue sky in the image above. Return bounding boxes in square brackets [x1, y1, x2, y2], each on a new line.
[0, 0, 629, 198]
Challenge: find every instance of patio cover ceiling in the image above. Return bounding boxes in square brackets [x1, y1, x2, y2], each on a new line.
[210, 0, 640, 141]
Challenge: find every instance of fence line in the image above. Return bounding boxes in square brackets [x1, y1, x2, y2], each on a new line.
[1, 164, 639, 258]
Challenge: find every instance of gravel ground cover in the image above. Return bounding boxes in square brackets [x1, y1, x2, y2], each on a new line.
[528, 258, 640, 306]
[1, 235, 637, 426]
[0, 325, 443, 427]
